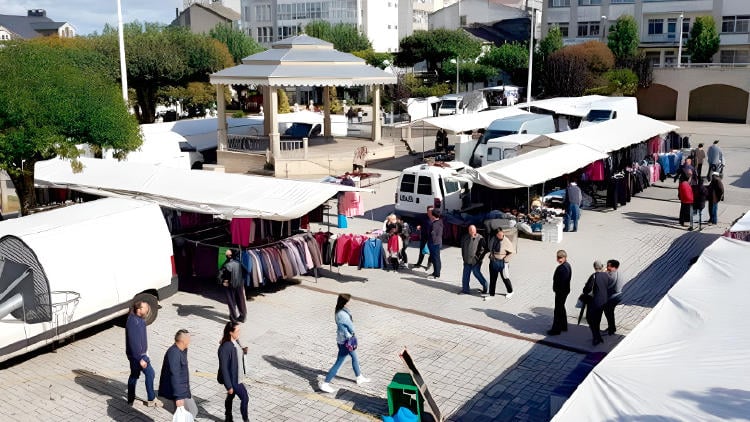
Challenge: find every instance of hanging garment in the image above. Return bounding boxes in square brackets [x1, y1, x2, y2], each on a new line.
[338, 214, 348, 229]
[360, 238, 383, 269]
[230, 218, 253, 247]
[347, 235, 366, 267]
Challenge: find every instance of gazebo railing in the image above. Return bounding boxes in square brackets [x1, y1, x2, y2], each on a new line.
[227, 134, 269, 153]
[280, 139, 306, 159]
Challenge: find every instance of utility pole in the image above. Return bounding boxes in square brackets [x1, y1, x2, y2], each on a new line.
[677, 13, 684, 68]
[117, 0, 129, 104]
[526, 8, 535, 108]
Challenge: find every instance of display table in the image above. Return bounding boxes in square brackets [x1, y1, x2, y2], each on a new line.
[387, 372, 423, 418]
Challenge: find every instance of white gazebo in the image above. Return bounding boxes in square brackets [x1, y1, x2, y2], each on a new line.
[209, 35, 397, 163]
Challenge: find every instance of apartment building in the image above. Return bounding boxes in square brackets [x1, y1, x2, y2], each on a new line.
[240, 0, 400, 52]
[542, 0, 750, 66]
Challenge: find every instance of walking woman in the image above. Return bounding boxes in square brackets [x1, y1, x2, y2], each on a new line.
[319, 294, 370, 393]
[218, 322, 249, 422]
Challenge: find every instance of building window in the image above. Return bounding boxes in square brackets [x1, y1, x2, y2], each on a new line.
[664, 51, 676, 67]
[578, 21, 600, 37]
[549, 23, 569, 37]
[460, 15, 466, 26]
[548, 0, 570, 7]
[645, 51, 661, 68]
[721, 50, 750, 64]
[578, 0, 601, 5]
[610, 0, 634, 3]
[722, 16, 750, 33]
[667, 17, 677, 40]
[648, 19, 664, 35]
[682, 18, 691, 37]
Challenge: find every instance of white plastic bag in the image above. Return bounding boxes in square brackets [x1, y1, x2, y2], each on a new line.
[173, 406, 194, 422]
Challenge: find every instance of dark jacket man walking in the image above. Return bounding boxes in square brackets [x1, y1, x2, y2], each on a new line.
[158, 329, 198, 418]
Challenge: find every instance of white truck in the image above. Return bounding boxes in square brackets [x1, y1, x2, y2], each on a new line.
[469, 113, 556, 167]
[395, 162, 475, 219]
[0, 198, 178, 363]
[579, 97, 638, 128]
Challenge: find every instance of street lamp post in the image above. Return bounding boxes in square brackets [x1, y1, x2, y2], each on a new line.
[526, 8, 535, 108]
[601, 16, 607, 42]
[677, 13, 684, 68]
[457, 0, 461, 94]
[116, 0, 128, 104]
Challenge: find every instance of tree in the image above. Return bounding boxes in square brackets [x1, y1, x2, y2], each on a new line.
[352, 49, 393, 69]
[0, 40, 142, 214]
[277, 89, 291, 113]
[328, 87, 343, 114]
[304, 21, 371, 52]
[395, 29, 482, 77]
[91, 22, 234, 123]
[687, 16, 720, 63]
[538, 25, 563, 62]
[441, 60, 497, 84]
[607, 15, 639, 65]
[543, 42, 614, 96]
[479, 42, 528, 85]
[209, 24, 265, 64]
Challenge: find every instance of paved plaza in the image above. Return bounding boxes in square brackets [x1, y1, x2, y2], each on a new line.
[0, 122, 747, 421]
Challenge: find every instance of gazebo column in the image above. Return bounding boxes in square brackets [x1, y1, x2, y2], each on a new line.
[323, 86, 332, 137]
[371, 84, 381, 141]
[265, 85, 280, 161]
[216, 84, 228, 150]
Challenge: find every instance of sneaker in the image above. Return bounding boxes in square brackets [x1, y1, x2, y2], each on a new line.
[483, 295, 493, 301]
[505, 292, 514, 299]
[144, 399, 163, 408]
[356, 375, 371, 385]
[426, 275, 439, 280]
[318, 381, 336, 393]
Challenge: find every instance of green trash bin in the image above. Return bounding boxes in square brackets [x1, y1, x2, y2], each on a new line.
[387, 372, 423, 418]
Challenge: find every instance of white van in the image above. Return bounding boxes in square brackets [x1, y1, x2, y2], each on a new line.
[437, 94, 465, 116]
[0, 198, 178, 363]
[470, 114, 556, 167]
[579, 97, 638, 127]
[395, 162, 474, 219]
[483, 133, 545, 166]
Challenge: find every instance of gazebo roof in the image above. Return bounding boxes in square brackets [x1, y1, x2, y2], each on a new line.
[210, 34, 396, 87]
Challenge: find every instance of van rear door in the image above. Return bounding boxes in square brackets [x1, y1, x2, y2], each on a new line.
[441, 176, 464, 212]
[415, 173, 434, 209]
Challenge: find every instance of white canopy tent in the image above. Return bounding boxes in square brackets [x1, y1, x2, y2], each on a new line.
[34, 157, 369, 221]
[729, 210, 750, 232]
[467, 144, 608, 189]
[516, 95, 606, 117]
[545, 115, 679, 154]
[405, 107, 529, 134]
[553, 235, 750, 421]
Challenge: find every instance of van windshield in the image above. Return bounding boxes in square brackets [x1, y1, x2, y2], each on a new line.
[481, 129, 516, 144]
[441, 100, 457, 109]
[585, 109, 612, 122]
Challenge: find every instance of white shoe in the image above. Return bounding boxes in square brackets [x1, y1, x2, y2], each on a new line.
[506, 292, 514, 299]
[319, 381, 336, 393]
[356, 375, 371, 385]
[483, 296, 493, 301]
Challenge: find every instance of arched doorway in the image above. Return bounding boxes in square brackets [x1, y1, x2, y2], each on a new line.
[636, 84, 677, 120]
[689, 84, 749, 123]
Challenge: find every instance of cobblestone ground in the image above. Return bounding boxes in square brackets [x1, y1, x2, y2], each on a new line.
[0, 122, 747, 421]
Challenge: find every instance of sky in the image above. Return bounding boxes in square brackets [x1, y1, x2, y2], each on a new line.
[0, 0, 182, 35]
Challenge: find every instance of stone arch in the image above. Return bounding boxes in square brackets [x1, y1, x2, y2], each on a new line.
[689, 84, 749, 123]
[636, 84, 677, 120]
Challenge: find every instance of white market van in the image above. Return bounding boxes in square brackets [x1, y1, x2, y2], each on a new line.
[0, 198, 178, 363]
[470, 113, 555, 167]
[483, 133, 546, 166]
[395, 162, 474, 219]
[437, 94, 465, 116]
[579, 97, 638, 127]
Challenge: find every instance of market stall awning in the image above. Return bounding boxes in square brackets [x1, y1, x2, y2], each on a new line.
[546, 115, 679, 153]
[516, 95, 606, 117]
[34, 157, 370, 221]
[729, 210, 750, 232]
[466, 144, 608, 189]
[406, 107, 530, 134]
[553, 236, 750, 421]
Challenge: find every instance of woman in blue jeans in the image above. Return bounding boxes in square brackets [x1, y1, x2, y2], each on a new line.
[319, 294, 370, 393]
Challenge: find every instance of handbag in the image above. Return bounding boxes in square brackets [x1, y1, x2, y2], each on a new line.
[421, 244, 429, 255]
[173, 406, 195, 422]
[344, 335, 358, 351]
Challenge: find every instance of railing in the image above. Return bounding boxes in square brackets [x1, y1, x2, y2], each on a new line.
[279, 139, 306, 159]
[227, 134, 269, 153]
[660, 63, 750, 69]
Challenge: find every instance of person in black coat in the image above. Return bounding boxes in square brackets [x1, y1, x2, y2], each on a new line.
[158, 329, 198, 418]
[547, 250, 572, 335]
[414, 206, 434, 270]
[218, 322, 249, 422]
[582, 261, 610, 346]
[125, 301, 159, 407]
[219, 249, 247, 323]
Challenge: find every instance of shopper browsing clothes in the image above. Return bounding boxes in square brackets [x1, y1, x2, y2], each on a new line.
[219, 249, 247, 323]
[319, 294, 370, 393]
[218, 322, 250, 422]
[563, 181, 582, 232]
[486, 229, 515, 301]
[678, 175, 694, 230]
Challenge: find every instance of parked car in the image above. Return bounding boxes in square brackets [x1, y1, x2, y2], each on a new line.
[282, 122, 322, 139]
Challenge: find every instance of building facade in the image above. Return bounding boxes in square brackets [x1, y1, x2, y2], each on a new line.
[0, 9, 76, 40]
[172, 2, 241, 33]
[240, 0, 400, 52]
[542, 0, 750, 67]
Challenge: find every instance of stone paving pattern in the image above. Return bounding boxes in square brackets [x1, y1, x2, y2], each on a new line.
[0, 121, 747, 421]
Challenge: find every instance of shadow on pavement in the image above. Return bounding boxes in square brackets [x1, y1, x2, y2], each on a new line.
[335, 388, 388, 418]
[730, 167, 750, 188]
[472, 306, 554, 336]
[72, 369, 222, 422]
[354, 204, 396, 224]
[621, 231, 718, 307]
[171, 303, 228, 325]
[621, 211, 683, 229]
[262, 355, 327, 392]
[402, 276, 461, 294]
[316, 268, 369, 283]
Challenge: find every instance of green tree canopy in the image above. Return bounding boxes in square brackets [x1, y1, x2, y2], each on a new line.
[304, 21, 371, 52]
[352, 49, 393, 69]
[395, 29, 482, 75]
[480, 42, 529, 85]
[687, 16, 720, 63]
[538, 25, 563, 62]
[209, 23, 265, 64]
[91, 22, 234, 123]
[607, 15, 639, 65]
[0, 39, 142, 214]
[441, 60, 497, 84]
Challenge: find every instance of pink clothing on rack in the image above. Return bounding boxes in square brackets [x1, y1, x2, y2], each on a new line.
[347, 235, 366, 266]
[339, 192, 365, 217]
[583, 160, 605, 181]
[230, 218, 254, 247]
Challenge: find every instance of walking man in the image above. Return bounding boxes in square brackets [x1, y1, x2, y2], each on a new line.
[603, 259, 623, 336]
[707, 140, 723, 181]
[158, 329, 198, 419]
[459, 225, 488, 295]
[582, 261, 610, 346]
[563, 181, 582, 232]
[125, 301, 160, 407]
[693, 143, 706, 180]
[218, 322, 250, 422]
[547, 250, 571, 335]
[708, 172, 724, 225]
[426, 208, 443, 280]
[414, 206, 433, 271]
[486, 229, 515, 301]
[219, 249, 247, 323]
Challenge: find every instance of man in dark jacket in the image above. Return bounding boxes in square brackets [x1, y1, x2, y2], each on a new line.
[414, 206, 433, 270]
[563, 181, 583, 232]
[218, 322, 249, 422]
[459, 225, 488, 295]
[708, 173, 724, 225]
[125, 301, 160, 407]
[583, 261, 610, 346]
[158, 329, 198, 418]
[427, 208, 444, 279]
[603, 259, 624, 336]
[692, 182, 708, 231]
[547, 250, 572, 335]
[220, 249, 247, 323]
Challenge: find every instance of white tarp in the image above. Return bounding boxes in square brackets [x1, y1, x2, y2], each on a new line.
[466, 144, 608, 189]
[730, 210, 750, 232]
[546, 115, 678, 153]
[516, 95, 607, 117]
[406, 107, 529, 134]
[553, 236, 750, 421]
[34, 157, 368, 221]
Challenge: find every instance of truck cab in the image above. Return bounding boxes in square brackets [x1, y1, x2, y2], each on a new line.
[395, 162, 474, 220]
[470, 114, 555, 167]
[437, 94, 465, 116]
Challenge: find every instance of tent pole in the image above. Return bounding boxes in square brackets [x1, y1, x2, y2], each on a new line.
[527, 187, 530, 214]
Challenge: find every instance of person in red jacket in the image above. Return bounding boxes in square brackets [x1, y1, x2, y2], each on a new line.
[678, 175, 695, 230]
